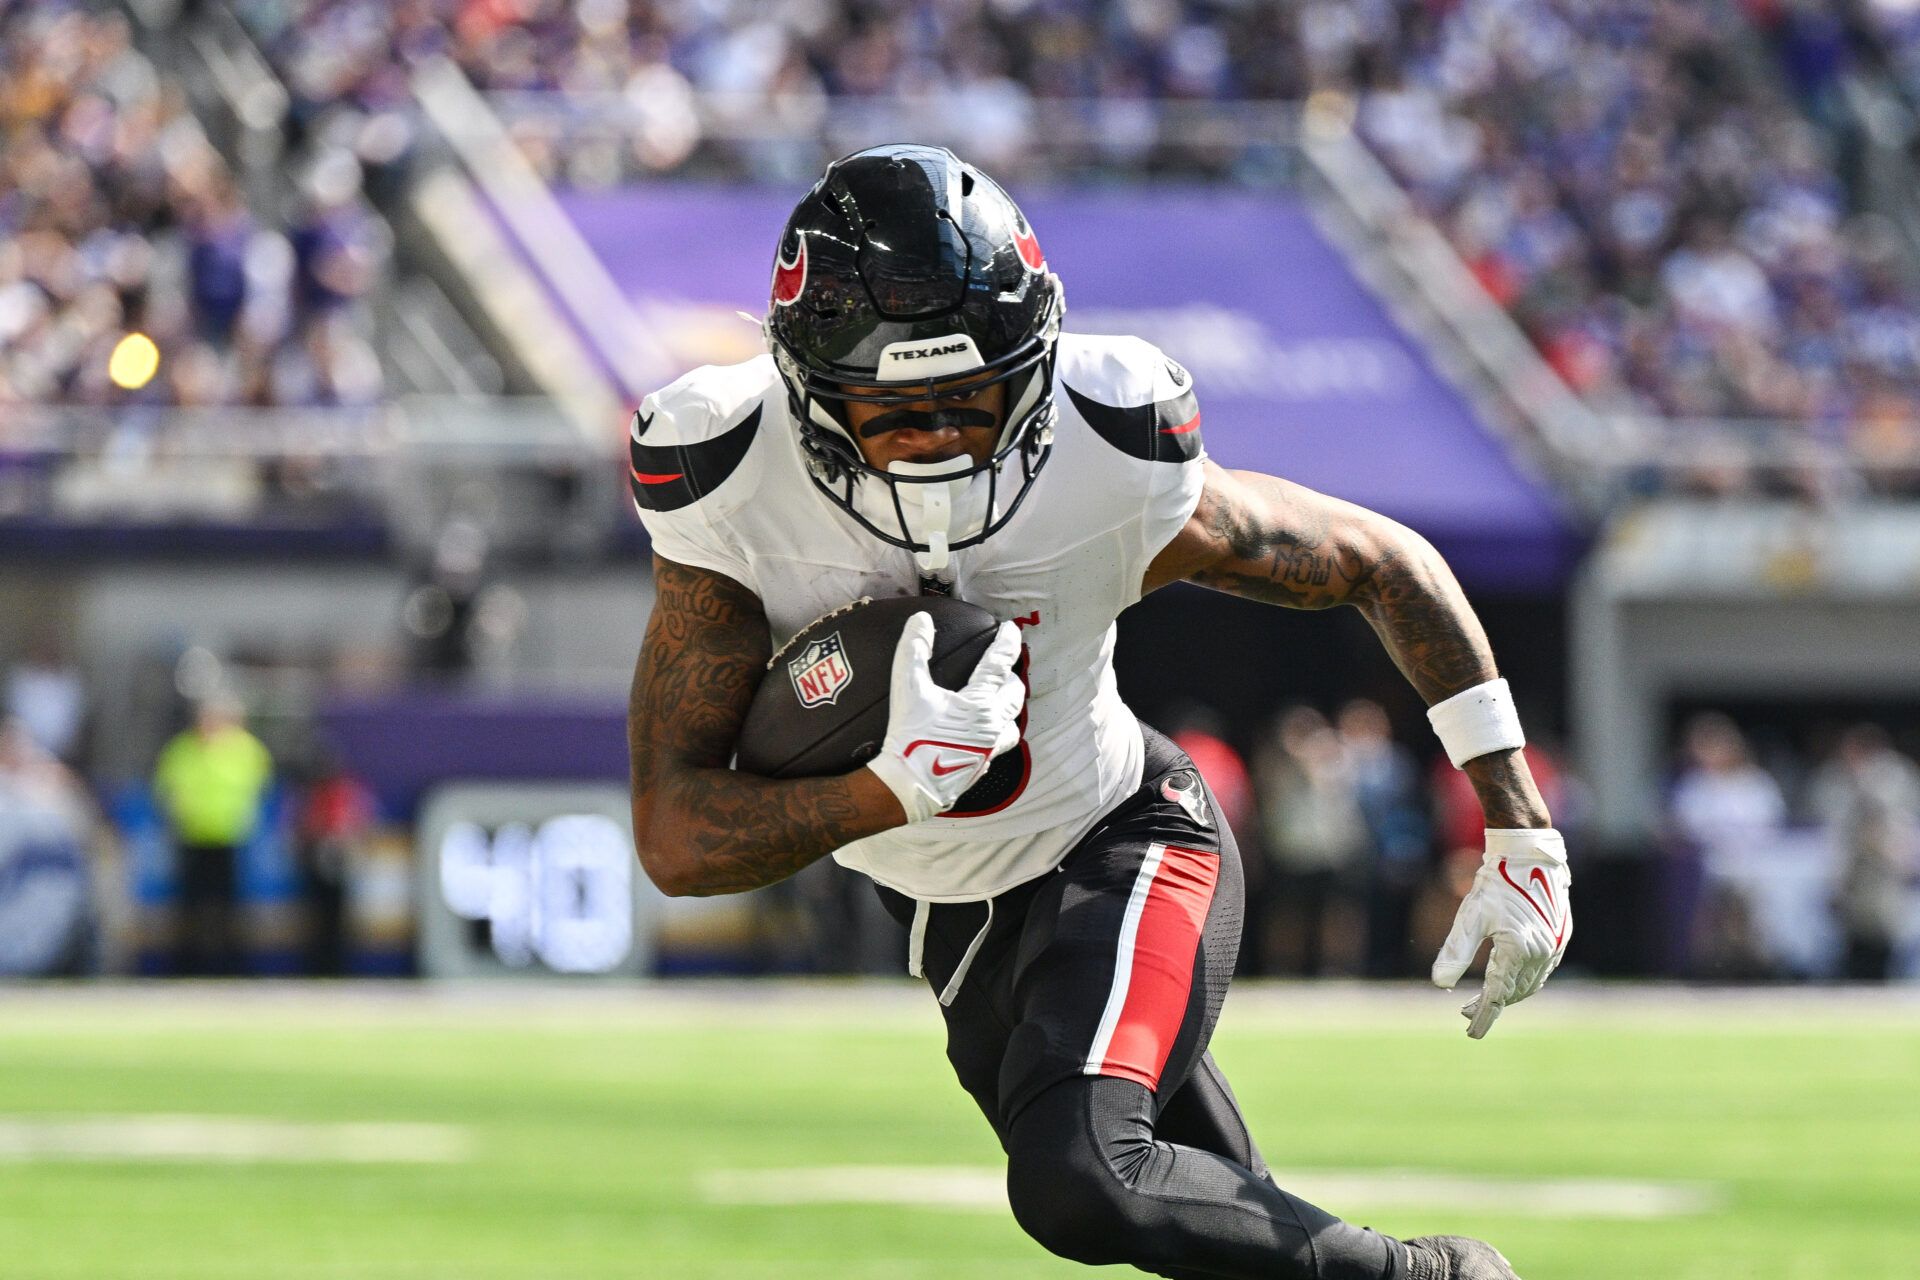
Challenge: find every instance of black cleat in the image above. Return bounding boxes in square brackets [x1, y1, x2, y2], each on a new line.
[1402, 1235, 1522, 1280]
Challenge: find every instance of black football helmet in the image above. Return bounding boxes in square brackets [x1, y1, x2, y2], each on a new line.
[765, 144, 1064, 571]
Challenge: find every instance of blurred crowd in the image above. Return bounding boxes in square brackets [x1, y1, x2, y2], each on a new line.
[1154, 696, 1920, 984]
[0, 2, 386, 411]
[1669, 711, 1920, 981]
[1367, 1, 1920, 488]
[1, 639, 377, 978]
[229, 0, 1301, 180]
[5, 0, 1920, 487]
[9, 622, 1920, 983]
[1339, 0, 1920, 479]
[1160, 699, 1581, 979]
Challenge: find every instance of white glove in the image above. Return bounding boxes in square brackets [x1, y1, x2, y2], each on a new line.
[1431, 828, 1572, 1039]
[865, 613, 1025, 823]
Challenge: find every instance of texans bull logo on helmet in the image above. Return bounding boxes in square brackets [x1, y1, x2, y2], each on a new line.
[788, 632, 853, 708]
[771, 235, 807, 307]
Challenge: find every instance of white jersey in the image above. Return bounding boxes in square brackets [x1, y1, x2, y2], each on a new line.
[631, 332, 1206, 901]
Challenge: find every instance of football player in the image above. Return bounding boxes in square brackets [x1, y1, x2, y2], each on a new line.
[627, 144, 1570, 1280]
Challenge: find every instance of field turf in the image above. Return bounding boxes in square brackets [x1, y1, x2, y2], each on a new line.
[0, 983, 1915, 1279]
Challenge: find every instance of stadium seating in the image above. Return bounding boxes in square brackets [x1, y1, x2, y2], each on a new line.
[0, 5, 387, 410]
[206, 0, 1920, 490]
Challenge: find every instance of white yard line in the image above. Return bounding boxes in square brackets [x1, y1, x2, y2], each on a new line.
[2, 980, 1918, 1034]
[0, 1116, 473, 1163]
[700, 1165, 1725, 1220]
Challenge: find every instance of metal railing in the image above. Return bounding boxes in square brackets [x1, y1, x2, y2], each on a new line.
[1601, 415, 1920, 497]
[0, 399, 621, 548]
[477, 90, 1301, 182]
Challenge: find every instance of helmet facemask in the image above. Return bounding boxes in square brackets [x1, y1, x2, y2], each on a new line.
[778, 310, 1060, 574]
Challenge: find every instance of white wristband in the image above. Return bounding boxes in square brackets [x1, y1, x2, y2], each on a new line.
[1427, 678, 1526, 768]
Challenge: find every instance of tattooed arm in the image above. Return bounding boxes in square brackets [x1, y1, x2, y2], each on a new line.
[1144, 462, 1550, 829]
[628, 555, 907, 896]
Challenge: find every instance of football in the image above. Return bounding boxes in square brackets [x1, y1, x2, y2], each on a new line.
[734, 595, 1002, 780]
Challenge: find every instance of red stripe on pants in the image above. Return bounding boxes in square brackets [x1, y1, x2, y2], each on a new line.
[1096, 844, 1219, 1090]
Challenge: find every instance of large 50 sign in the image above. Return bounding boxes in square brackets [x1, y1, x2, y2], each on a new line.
[437, 813, 634, 974]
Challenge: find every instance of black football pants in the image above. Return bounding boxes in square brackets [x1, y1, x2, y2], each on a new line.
[877, 724, 1402, 1279]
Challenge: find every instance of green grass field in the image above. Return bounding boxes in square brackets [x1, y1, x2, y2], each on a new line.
[0, 983, 1916, 1279]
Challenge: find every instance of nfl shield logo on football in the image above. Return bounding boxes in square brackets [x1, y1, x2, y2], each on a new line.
[788, 632, 853, 708]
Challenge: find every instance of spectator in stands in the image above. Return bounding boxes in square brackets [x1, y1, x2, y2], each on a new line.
[403, 516, 490, 678]
[293, 750, 376, 976]
[0, 716, 99, 975]
[1337, 698, 1429, 977]
[290, 154, 381, 323]
[0, 713, 86, 818]
[4, 633, 86, 765]
[0, 4, 385, 413]
[1811, 724, 1920, 981]
[1671, 713, 1789, 855]
[184, 174, 253, 348]
[1252, 705, 1368, 977]
[151, 694, 274, 976]
[1669, 712, 1787, 978]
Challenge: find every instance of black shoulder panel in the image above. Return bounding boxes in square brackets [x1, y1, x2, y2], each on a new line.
[628, 404, 762, 512]
[1062, 382, 1201, 464]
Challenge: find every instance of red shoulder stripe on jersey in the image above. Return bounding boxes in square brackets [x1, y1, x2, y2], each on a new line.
[628, 403, 762, 513]
[1063, 382, 1203, 463]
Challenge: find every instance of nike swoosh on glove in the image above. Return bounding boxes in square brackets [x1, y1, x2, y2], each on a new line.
[1432, 828, 1572, 1039]
[865, 613, 1025, 823]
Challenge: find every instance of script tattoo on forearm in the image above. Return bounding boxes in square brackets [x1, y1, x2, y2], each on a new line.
[1188, 472, 1489, 697]
[628, 558, 888, 894]
[1187, 475, 1374, 609]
